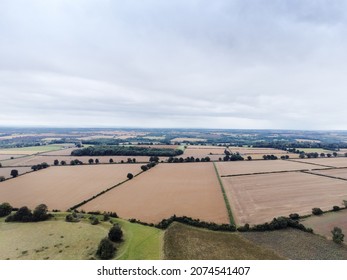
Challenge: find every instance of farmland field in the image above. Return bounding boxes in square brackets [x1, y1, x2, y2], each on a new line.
[301, 211, 347, 243]
[215, 160, 321, 176]
[242, 228, 347, 259]
[182, 146, 226, 159]
[0, 164, 143, 210]
[0, 154, 26, 161]
[171, 138, 207, 142]
[296, 148, 333, 153]
[0, 155, 154, 167]
[0, 167, 32, 179]
[309, 168, 347, 180]
[80, 163, 230, 224]
[228, 147, 286, 154]
[295, 158, 347, 168]
[222, 172, 347, 225]
[164, 222, 282, 260]
[0, 145, 67, 155]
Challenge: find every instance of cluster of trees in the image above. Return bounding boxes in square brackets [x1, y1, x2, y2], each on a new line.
[0, 202, 12, 217]
[220, 154, 244, 161]
[141, 162, 157, 171]
[262, 155, 278, 160]
[5, 204, 51, 223]
[71, 146, 183, 157]
[299, 152, 338, 159]
[96, 224, 123, 260]
[31, 162, 49, 171]
[167, 156, 211, 163]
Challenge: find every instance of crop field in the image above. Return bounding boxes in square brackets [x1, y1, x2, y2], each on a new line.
[301, 211, 347, 243]
[215, 160, 321, 176]
[0, 155, 155, 167]
[295, 158, 347, 168]
[80, 163, 230, 224]
[309, 168, 347, 180]
[182, 146, 226, 159]
[228, 147, 285, 154]
[164, 222, 282, 260]
[0, 154, 26, 161]
[0, 145, 66, 155]
[0, 167, 32, 179]
[39, 148, 79, 156]
[171, 138, 207, 142]
[221, 172, 347, 225]
[245, 153, 300, 159]
[242, 228, 347, 259]
[0, 164, 143, 210]
[296, 148, 333, 153]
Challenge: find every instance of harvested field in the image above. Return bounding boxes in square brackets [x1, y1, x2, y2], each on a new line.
[302, 211, 347, 243]
[39, 148, 78, 156]
[164, 222, 282, 260]
[309, 168, 347, 180]
[228, 147, 285, 154]
[0, 154, 26, 161]
[295, 158, 347, 168]
[215, 160, 321, 176]
[246, 153, 300, 159]
[0, 167, 32, 179]
[296, 148, 333, 153]
[242, 228, 347, 259]
[171, 138, 207, 142]
[0, 164, 143, 210]
[81, 163, 229, 224]
[222, 172, 347, 225]
[182, 147, 226, 159]
[0, 155, 153, 167]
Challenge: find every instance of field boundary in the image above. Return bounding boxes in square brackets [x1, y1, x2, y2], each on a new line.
[287, 159, 335, 168]
[213, 162, 235, 225]
[301, 170, 347, 182]
[221, 169, 310, 178]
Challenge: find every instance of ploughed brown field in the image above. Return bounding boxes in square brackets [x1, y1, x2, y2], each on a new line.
[0, 155, 154, 167]
[222, 172, 347, 225]
[0, 167, 32, 179]
[301, 211, 347, 243]
[295, 158, 347, 168]
[80, 163, 229, 224]
[215, 160, 322, 176]
[0, 164, 142, 210]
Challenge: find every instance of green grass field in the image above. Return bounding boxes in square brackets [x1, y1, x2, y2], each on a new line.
[163, 222, 282, 260]
[0, 214, 162, 260]
[0, 145, 65, 155]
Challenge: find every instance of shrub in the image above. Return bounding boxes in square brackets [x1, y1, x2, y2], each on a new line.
[312, 208, 323, 215]
[108, 224, 123, 242]
[0, 176, 5, 182]
[289, 213, 300, 220]
[96, 238, 116, 260]
[10, 169, 19, 178]
[127, 173, 134, 180]
[89, 216, 99, 225]
[0, 202, 12, 217]
[237, 224, 250, 232]
[333, 206, 341, 212]
[331, 227, 344, 244]
[5, 206, 33, 222]
[33, 204, 50, 221]
[103, 213, 110, 221]
[65, 213, 80, 223]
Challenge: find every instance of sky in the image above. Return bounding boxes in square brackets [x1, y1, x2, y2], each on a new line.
[1, 0, 347, 130]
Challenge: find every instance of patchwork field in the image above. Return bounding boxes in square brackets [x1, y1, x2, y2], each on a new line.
[164, 222, 282, 260]
[221, 172, 347, 225]
[80, 163, 229, 224]
[215, 160, 321, 176]
[0, 167, 32, 179]
[0, 164, 143, 210]
[301, 211, 347, 243]
[295, 158, 347, 168]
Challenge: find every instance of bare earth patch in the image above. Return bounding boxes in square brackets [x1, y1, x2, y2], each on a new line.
[222, 172, 347, 225]
[0, 164, 142, 210]
[81, 163, 229, 224]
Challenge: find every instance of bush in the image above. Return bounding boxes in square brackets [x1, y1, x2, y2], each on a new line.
[331, 227, 344, 244]
[5, 206, 33, 222]
[108, 224, 123, 242]
[89, 216, 99, 225]
[103, 213, 110, 221]
[127, 173, 134, 180]
[0, 202, 12, 217]
[65, 213, 80, 223]
[96, 238, 116, 260]
[289, 213, 300, 220]
[0, 176, 5, 182]
[237, 224, 250, 232]
[333, 206, 341, 212]
[33, 204, 50, 221]
[312, 208, 323, 215]
[10, 169, 19, 178]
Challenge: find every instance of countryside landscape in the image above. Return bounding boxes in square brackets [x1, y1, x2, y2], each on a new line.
[2, 128, 347, 260]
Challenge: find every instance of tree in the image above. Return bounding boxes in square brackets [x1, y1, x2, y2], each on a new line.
[108, 224, 123, 242]
[312, 208, 323, 215]
[247, 156, 252, 161]
[6, 206, 33, 222]
[333, 152, 338, 157]
[54, 159, 59, 166]
[95, 159, 100, 164]
[0, 176, 5, 182]
[320, 153, 325, 157]
[299, 153, 305, 159]
[89, 158, 94, 164]
[127, 173, 133, 180]
[33, 204, 49, 221]
[141, 165, 148, 171]
[10, 169, 18, 178]
[96, 238, 116, 260]
[0, 202, 12, 217]
[61, 160, 66, 165]
[109, 158, 114, 163]
[331, 227, 344, 244]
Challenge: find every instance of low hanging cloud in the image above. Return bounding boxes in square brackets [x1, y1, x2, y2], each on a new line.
[1, 0, 347, 129]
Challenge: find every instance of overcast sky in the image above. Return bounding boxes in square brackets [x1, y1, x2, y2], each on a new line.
[1, 0, 347, 129]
